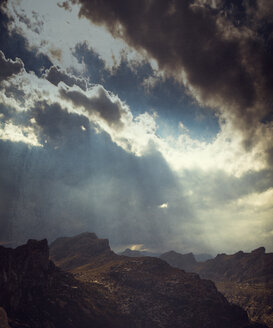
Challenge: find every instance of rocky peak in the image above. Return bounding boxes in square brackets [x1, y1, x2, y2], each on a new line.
[50, 232, 114, 271]
[0, 239, 53, 313]
[251, 247, 266, 254]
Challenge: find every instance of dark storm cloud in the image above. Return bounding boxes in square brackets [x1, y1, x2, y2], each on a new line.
[60, 86, 125, 127]
[30, 101, 91, 149]
[74, 42, 220, 140]
[0, 5, 52, 76]
[0, 50, 23, 81]
[0, 100, 197, 251]
[70, 0, 273, 142]
[44, 66, 87, 91]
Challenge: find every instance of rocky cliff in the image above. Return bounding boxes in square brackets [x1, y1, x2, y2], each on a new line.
[0, 238, 126, 328]
[50, 232, 115, 271]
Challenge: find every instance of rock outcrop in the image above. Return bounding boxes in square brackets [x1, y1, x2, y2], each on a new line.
[50, 232, 115, 271]
[0, 238, 127, 328]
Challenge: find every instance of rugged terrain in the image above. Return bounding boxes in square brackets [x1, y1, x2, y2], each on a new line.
[0, 232, 268, 328]
[195, 247, 273, 328]
[0, 238, 127, 328]
[159, 246, 273, 327]
[50, 232, 265, 328]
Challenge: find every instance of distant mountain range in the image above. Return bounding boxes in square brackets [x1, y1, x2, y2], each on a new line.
[118, 248, 212, 262]
[0, 232, 269, 328]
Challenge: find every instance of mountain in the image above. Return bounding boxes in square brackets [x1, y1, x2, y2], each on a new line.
[119, 248, 160, 257]
[196, 247, 273, 283]
[49, 232, 116, 271]
[0, 239, 127, 328]
[50, 232, 265, 328]
[193, 247, 273, 328]
[0, 233, 267, 327]
[0, 307, 11, 328]
[194, 253, 213, 262]
[160, 250, 197, 272]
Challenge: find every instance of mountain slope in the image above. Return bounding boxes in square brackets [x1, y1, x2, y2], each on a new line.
[0, 239, 128, 328]
[50, 232, 265, 328]
[194, 247, 273, 328]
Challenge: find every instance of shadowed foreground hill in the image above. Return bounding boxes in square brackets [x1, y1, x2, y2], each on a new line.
[0, 239, 128, 328]
[50, 232, 265, 328]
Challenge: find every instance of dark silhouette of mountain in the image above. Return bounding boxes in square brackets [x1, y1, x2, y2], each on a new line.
[49, 232, 266, 328]
[119, 248, 160, 257]
[0, 239, 128, 328]
[50, 232, 116, 271]
[194, 253, 213, 262]
[193, 247, 273, 327]
[196, 247, 273, 283]
[0, 307, 10, 328]
[119, 248, 212, 262]
[160, 250, 197, 272]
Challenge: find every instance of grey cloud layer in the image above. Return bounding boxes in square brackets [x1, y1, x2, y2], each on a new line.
[70, 0, 273, 143]
[60, 86, 126, 127]
[44, 65, 87, 91]
[0, 100, 197, 251]
[0, 50, 24, 81]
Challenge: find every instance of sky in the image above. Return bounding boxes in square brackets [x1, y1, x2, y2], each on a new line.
[0, 0, 272, 255]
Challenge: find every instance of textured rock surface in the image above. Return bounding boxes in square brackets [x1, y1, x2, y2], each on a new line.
[0, 233, 267, 328]
[50, 232, 265, 328]
[50, 232, 115, 271]
[0, 239, 126, 328]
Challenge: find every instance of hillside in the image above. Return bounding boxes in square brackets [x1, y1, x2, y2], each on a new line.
[194, 247, 273, 327]
[0, 239, 127, 328]
[49, 232, 265, 328]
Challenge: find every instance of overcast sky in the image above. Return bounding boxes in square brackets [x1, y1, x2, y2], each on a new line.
[0, 0, 272, 254]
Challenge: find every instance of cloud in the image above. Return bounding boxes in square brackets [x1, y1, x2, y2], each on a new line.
[0, 1, 272, 254]
[70, 0, 273, 148]
[159, 203, 168, 209]
[0, 50, 24, 82]
[0, 110, 198, 252]
[30, 100, 91, 149]
[44, 65, 87, 90]
[59, 85, 129, 128]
